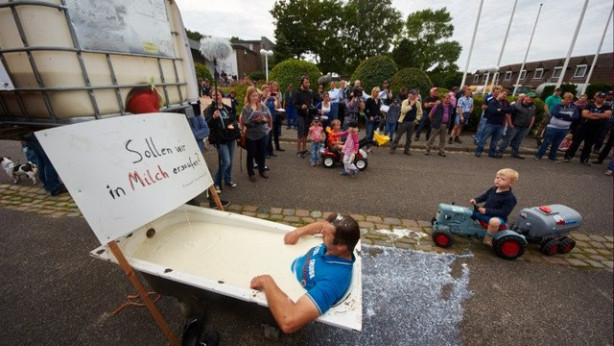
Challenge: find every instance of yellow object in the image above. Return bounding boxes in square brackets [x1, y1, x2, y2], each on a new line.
[373, 131, 390, 146]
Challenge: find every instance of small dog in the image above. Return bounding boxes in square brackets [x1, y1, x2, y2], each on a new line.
[1, 157, 38, 184]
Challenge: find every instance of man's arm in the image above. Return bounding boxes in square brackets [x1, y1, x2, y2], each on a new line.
[284, 221, 327, 244]
[250, 275, 320, 334]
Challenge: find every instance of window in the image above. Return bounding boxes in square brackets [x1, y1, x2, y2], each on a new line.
[574, 64, 587, 78]
[473, 74, 479, 83]
[519, 70, 526, 80]
[482, 74, 488, 83]
[533, 68, 544, 79]
[552, 66, 563, 79]
[504, 71, 512, 81]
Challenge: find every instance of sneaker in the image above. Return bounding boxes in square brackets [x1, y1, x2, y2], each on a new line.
[339, 170, 349, 176]
[448, 137, 453, 144]
[511, 155, 525, 159]
[249, 175, 256, 182]
[438, 152, 446, 157]
[581, 161, 591, 167]
[389, 148, 396, 154]
[214, 185, 222, 194]
[475, 153, 481, 157]
[454, 136, 462, 143]
[225, 181, 237, 188]
[563, 158, 570, 163]
[605, 170, 613, 176]
[404, 150, 411, 156]
[350, 169, 358, 177]
[424, 151, 430, 156]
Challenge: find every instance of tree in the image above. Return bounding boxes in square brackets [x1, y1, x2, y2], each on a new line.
[340, 0, 403, 73]
[186, 29, 203, 41]
[271, 0, 402, 75]
[393, 9, 461, 75]
[270, 0, 343, 66]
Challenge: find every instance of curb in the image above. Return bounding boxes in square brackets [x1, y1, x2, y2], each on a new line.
[1, 183, 612, 270]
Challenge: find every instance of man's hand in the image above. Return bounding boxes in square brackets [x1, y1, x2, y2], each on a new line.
[250, 275, 272, 290]
[284, 230, 300, 245]
[478, 207, 486, 214]
[469, 199, 476, 205]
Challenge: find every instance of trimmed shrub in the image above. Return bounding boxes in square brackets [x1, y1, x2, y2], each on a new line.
[586, 83, 612, 98]
[268, 59, 321, 92]
[541, 83, 577, 99]
[248, 71, 266, 82]
[194, 63, 213, 82]
[389, 68, 433, 96]
[351, 56, 398, 93]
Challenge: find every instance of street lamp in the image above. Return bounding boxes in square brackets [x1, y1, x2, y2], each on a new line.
[260, 49, 273, 82]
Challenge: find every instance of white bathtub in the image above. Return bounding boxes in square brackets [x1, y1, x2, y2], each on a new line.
[90, 204, 363, 331]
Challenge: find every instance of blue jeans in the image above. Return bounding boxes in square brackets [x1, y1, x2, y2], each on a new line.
[365, 119, 376, 148]
[385, 121, 396, 139]
[474, 116, 487, 144]
[415, 115, 431, 139]
[608, 156, 614, 171]
[496, 126, 531, 157]
[329, 102, 339, 122]
[310, 141, 322, 165]
[475, 124, 504, 156]
[537, 127, 567, 160]
[23, 134, 63, 194]
[214, 141, 235, 187]
[286, 106, 297, 128]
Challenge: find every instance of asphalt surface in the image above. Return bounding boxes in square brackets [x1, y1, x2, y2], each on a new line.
[1, 136, 613, 346]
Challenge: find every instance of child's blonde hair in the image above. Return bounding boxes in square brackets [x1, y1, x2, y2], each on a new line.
[497, 168, 519, 183]
[331, 119, 341, 127]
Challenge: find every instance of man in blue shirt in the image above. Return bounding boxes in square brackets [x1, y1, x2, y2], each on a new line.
[250, 213, 360, 334]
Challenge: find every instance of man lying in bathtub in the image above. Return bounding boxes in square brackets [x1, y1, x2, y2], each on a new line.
[250, 213, 360, 333]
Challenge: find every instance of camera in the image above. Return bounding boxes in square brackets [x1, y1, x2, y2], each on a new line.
[352, 88, 363, 99]
[271, 92, 277, 97]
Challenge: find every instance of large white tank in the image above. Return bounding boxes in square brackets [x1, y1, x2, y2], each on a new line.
[0, 0, 198, 125]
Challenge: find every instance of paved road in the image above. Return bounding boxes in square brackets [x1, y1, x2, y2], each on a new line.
[1, 137, 612, 346]
[202, 135, 613, 236]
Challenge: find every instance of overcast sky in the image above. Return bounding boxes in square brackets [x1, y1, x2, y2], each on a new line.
[176, 0, 613, 73]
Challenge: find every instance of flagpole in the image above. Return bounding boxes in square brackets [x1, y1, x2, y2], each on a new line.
[460, 0, 484, 88]
[581, 5, 613, 95]
[513, 4, 543, 96]
[491, 0, 518, 91]
[556, 0, 589, 89]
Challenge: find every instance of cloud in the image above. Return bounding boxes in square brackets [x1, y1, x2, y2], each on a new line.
[176, 0, 613, 71]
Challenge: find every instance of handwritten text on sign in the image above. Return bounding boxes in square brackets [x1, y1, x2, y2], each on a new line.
[36, 113, 212, 245]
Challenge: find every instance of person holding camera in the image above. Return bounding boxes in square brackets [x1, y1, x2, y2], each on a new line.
[293, 76, 314, 158]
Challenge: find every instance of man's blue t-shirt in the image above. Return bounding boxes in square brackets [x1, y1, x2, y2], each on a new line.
[291, 244, 355, 314]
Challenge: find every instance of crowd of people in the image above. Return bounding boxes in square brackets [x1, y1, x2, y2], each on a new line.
[189, 76, 613, 204]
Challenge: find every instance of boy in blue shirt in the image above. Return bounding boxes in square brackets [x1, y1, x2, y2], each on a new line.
[470, 168, 518, 246]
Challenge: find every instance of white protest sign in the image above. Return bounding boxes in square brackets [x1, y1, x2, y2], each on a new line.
[36, 113, 212, 244]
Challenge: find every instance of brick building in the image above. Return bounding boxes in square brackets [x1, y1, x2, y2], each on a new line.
[188, 36, 275, 80]
[469, 52, 613, 94]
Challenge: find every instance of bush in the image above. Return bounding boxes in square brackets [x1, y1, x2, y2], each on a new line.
[541, 83, 577, 99]
[194, 63, 213, 82]
[248, 71, 266, 82]
[586, 83, 612, 98]
[268, 59, 321, 93]
[389, 68, 433, 96]
[351, 56, 398, 93]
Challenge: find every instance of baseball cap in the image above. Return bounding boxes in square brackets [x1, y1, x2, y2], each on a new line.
[526, 92, 536, 98]
[596, 92, 606, 98]
[409, 89, 419, 94]
[348, 120, 359, 128]
[555, 87, 562, 92]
